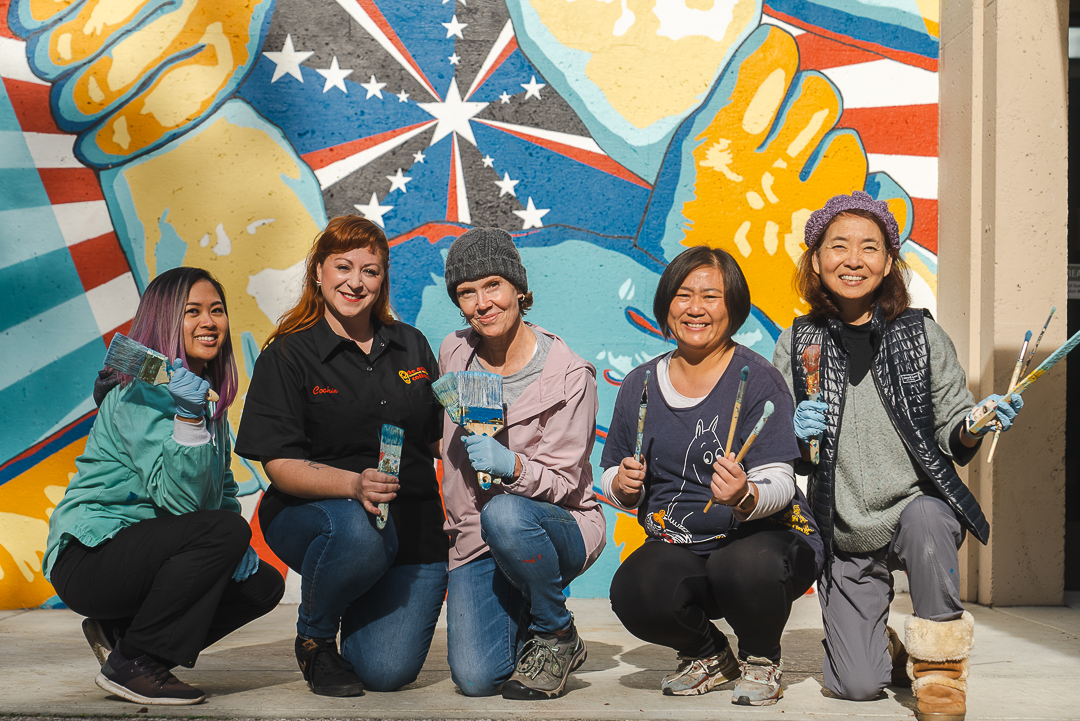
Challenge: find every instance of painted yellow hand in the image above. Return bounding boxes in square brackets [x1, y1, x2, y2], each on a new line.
[681, 26, 867, 328]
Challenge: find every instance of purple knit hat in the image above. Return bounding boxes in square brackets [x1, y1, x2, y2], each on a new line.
[803, 191, 901, 250]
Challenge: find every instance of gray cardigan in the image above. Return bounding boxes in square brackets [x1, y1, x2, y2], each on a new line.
[773, 318, 975, 552]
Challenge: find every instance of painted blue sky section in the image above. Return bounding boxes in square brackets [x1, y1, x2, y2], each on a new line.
[378, 0, 459, 100]
[767, 0, 938, 59]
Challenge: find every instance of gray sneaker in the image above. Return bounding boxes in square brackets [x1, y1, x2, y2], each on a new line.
[501, 625, 587, 700]
[732, 656, 783, 706]
[662, 646, 740, 696]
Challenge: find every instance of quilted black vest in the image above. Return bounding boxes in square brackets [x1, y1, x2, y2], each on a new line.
[790, 306, 990, 553]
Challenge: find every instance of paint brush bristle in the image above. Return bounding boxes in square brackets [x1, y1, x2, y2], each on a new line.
[801, 345, 820, 372]
[431, 373, 463, 425]
[104, 333, 170, 385]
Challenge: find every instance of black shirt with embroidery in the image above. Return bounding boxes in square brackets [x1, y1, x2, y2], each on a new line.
[235, 318, 447, 566]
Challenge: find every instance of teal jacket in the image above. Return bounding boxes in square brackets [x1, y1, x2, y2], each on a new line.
[43, 381, 239, 580]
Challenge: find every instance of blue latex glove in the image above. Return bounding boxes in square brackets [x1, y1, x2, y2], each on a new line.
[168, 359, 210, 419]
[793, 400, 828, 442]
[462, 435, 517, 478]
[966, 393, 1024, 437]
[232, 545, 260, 582]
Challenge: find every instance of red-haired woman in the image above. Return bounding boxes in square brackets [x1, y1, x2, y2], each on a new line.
[236, 216, 447, 697]
[773, 191, 1023, 721]
[44, 267, 285, 706]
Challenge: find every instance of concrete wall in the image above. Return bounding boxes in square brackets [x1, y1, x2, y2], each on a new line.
[0, 0, 944, 608]
[939, 0, 1068, 605]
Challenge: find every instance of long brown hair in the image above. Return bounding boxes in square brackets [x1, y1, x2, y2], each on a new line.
[265, 216, 395, 348]
[795, 209, 910, 322]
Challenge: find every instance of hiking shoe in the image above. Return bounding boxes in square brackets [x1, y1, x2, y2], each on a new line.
[502, 624, 587, 700]
[82, 619, 114, 668]
[295, 635, 364, 697]
[732, 656, 783, 706]
[661, 646, 740, 696]
[95, 648, 204, 705]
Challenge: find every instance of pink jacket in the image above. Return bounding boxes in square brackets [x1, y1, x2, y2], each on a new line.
[439, 325, 606, 572]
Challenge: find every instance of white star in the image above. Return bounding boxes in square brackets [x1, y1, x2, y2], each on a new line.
[396, 89, 410, 102]
[482, 155, 494, 168]
[417, 78, 488, 147]
[448, 52, 461, 65]
[513, 197, 549, 229]
[442, 15, 467, 39]
[354, 193, 394, 228]
[263, 35, 313, 83]
[499, 91, 512, 104]
[521, 75, 546, 100]
[360, 75, 387, 99]
[494, 172, 519, 197]
[315, 57, 353, 93]
[413, 150, 426, 164]
[386, 168, 412, 193]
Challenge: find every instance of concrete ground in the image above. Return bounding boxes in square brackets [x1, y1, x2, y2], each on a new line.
[2, 592, 1079, 721]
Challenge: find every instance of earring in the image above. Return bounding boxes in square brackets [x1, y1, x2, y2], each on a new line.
[459, 310, 466, 318]
[518, 295, 525, 302]
[316, 280, 322, 286]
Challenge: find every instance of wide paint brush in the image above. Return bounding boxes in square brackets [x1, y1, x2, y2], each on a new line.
[457, 370, 505, 490]
[968, 327, 1080, 435]
[800, 345, 822, 464]
[634, 370, 651, 463]
[725, 367, 749, 458]
[705, 400, 774, 513]
[104, 333, 218, 402]
[986, 330, 1030, 464]
[376, 424, 404, 530]
[431, 373, 463, 425]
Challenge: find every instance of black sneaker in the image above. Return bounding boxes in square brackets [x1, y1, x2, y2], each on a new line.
[502, 623, 587, 700]
[295, 635, 364, 697]
[82, 619, 114, 668]
[95, 649, 205, 705]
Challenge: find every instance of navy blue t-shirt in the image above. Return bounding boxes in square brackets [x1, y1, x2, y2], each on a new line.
[602, 346, 822, 565]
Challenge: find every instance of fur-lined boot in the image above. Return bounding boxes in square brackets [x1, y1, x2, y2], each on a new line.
[904, 611, 974, 721]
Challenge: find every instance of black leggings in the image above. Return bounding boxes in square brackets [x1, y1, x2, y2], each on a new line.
[610, 528, 817, 662]
[51, 509, 284, 668]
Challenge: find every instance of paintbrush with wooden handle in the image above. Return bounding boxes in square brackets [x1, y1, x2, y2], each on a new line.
[986, 330, 1029, 464]
[705, 400, 774, 513]
[801, 345, 821, 464]
[105, 333, 219, 402]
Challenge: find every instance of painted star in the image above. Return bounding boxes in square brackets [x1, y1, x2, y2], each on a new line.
[448, 52, 461, 65]
[263, 35, 313, 83]
[413, 150, 426, 164]
[315, 57, 353, 93]
[494, 173, 519, 197]
[416, 78, 488, 147]
[442, 15, 467, 39]
[396, 89, 410, 102]
[482, 155, 495, 168]
[499, 91, 512, 104]
[354, 193, 394, 227]
[513, 197, 549, 229]
[521, 75, 546, 100]
[360, 75, 387, 99]
[386, 168, 412, 193]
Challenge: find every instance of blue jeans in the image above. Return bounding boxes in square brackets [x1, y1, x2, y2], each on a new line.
[446, 494, 586, 696]
[263, 498, 448, 691]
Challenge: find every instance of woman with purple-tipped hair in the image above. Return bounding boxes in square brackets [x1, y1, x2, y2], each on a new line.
[42, 267, 284, 707]
[773, 191, 1023, 721]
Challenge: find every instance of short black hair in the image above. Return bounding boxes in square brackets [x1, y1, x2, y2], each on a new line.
[653, 246, 751, 342]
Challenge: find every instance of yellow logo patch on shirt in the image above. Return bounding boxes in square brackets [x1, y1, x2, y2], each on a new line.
[398, 366, 430, 384]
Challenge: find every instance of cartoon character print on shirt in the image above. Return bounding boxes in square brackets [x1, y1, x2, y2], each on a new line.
[643, 415, 727, 544]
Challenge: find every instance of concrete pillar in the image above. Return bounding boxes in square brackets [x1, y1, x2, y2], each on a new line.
[938, 0, 1068, 605]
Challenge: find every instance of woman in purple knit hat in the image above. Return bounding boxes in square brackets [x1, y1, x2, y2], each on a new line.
[772, 191, 1023, 721]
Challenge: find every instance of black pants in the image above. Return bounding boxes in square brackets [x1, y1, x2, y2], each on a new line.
[610, 528, 817, 662]
[51, 509, 285, 668]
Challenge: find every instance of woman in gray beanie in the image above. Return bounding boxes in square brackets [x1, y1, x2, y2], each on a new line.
[437, 228, 606, 700]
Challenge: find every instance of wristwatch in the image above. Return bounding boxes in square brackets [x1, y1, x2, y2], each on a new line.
[734, 485, 756, 513]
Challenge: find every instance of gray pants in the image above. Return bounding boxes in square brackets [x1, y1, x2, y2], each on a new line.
[819, 495, 965, 700]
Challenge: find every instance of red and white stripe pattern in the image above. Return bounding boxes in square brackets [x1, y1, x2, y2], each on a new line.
[1, 19, 138, 347]
[764, 14, 939, 254]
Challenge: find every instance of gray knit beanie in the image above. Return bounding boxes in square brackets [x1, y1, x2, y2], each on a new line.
[444, 227, 528, 304]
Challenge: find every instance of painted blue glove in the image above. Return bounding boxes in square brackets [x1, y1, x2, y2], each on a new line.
[462, 434, 517, 478]
[168, 359, 209, 419]
[232, 545, 260, 582]
[966, 393, 1024, 437]
[793, 400, 828, 442]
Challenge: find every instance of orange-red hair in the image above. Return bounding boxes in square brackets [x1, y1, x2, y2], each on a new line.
[264, 216, 395, 349]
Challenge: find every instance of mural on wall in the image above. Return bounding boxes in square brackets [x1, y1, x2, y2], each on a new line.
[0, 0, 941, 607]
